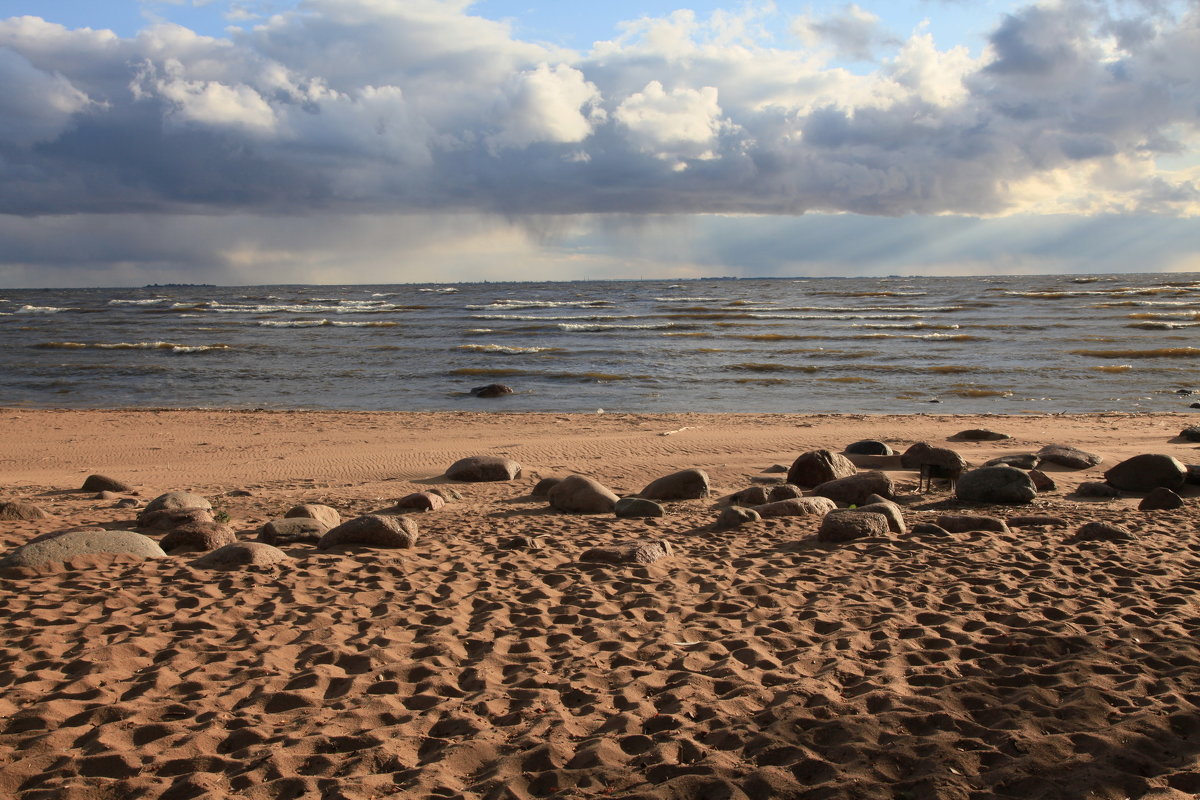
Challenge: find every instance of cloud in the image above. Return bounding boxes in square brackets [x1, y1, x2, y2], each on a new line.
[0, 0, 1196, 225]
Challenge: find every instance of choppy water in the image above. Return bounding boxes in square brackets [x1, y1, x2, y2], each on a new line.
[1, 274, 1198, 414]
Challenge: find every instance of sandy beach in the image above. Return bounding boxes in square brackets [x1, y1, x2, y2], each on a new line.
[2, 408, 1200, 800]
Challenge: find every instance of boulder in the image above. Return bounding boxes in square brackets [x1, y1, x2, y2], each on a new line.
[259, 517, 328, 545]
[138, 508, 215, 532]
[935, 514, 1010, 534]
[1139, 487, 1184, 511]
[984, 454, 1041, 470]
[1037, 444, 1101, 469]
[0, 502, 51, 521]
[394, 492, 445, 512]
[713, 506, 761, 531]
[1179, 427, 1200, 443]
[752, 497, 837, 518]
[580, 540, 673, 565]
[952, 429, 1011, 441]
[1104, 454, 1187, 492]
[137, 492, 211, 527]
[726, 486, 770, 507]
[900, 443, 968, 472]
[767, 484, 804, 502]
[1188, 466, 1200, 486]
[615, 497, 665, 519]
[531, 478, 561, 497]
[812, 471, 894, 506]
[1, 530, 164, 569]
[787, 450, 857, 488]
[548, 475, 619, 514]
[160, 522, 237, 553]
[192, 542, 289, 569]
[446, 456, 522, 482]
[1029, 470, 1056, 492]
[856, 501, 906, 534]
[318, 515, 419, 550]
[640, 469, 710, 501]
[115, 498, 139, 510]
[82, 474, 132, 493]
[1076, 481, 1121, 499]
[1007, 515, 1068, 528]
[955, 466, 1037, 505]
[1068, 521, 1134, 543]
[844, 440, 893, 456]
[469, 383, 513, 398]
[910, 522, 951, 537]
[284, 504, 341, 529]
[817, 511, 889, 543]
[430, 486, 462, 502]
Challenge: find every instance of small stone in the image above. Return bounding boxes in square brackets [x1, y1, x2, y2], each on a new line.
[1139, 487, 1184, 511]
[1008, 515, 1068, 528]
[500, 535, 543, 550]
[1076, 481, 1120, 498]
[531, 478, 561, 497]
[714, 506, 761, 531]
[115, 498, 139, 509]
[615, 497, 665, 518]
[1180, 427, 1200, 442]
[469, 383, 514, 398]
[429, 487, 462, 502]
[580, 540, 673, 565]
[953, 429, 1011, 441]
[910, 522, 951, 537]
[767, 484, 804, 502]
[95, 491, 118, 500]
[817, 510, 889, 543]
[763, 464, 789, 474]
[225, 489, 253, 497]
[984, 454, 1041, 470]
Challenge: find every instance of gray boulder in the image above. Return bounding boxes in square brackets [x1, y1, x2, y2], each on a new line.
[138, 492, 211, 526]
[787, 450, 857, 488]
[160, 522, 237, 553]
[0, 502, 51, 521]
[580, 539, 673, 565]
[935, 514, 1010, 533]
[953, 429, 1011, 441]
[82, 474, 132, 493]
[318, 515, 419, 550]
[844, 440, 893, 456]
[1076, 481, 1120, 499]
[752, 497, 837, 518]
[955, 466, 1037, 505]
[548, 475, 619, 514]
[446, 456, 522, 482]
[817, 511, 889, 543]
[1, 530, 164, 569]
[984, 454, 1041, 470]
[812, 471, 895, 506]
[615, 497, 665, 519]
[1037, 444, 1101, 469]
[192, 542, 289, 569]
[856, 501, 906, 534]
[1104, 454, 1187, 492]
[1139, 487, 1184, 511]
[394, 492, 445, 512]
[768, 484, 805, 502]
[284, 504, 341, 529]
[640, 469, 710, 500]
[726, 486, 770, 506]
[259, 517, 328, 545]
[713, 506, 761, 531]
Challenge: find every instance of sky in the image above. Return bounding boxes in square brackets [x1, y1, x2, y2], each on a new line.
[0, 0, 1198, 287]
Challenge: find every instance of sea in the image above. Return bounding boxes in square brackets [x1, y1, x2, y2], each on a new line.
[1, 273, 1197, 415]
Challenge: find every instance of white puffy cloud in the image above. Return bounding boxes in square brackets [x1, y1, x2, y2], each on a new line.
[0, 46, 95, 145]
[614, 81, 727, 163]
[487, 63, 601, 151]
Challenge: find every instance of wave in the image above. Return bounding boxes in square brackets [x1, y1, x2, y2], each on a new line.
[818, 376, 877, 383]
[1126, 312, 1200, 321]
[466, 300, 614, 310]
[1125, 322, 1200, 330]
[456, 344, 566, 355]
[1070, 347, 1200, 359]
[470, 313, 639, 321]
[450, 368, 525, 377]
[16, 305, 72, 314]
[556, 322, 672, 332]
[722, 363, 820, 373]
[732, 377, 791, 385]
[35, 341, 231, 354]
[108, 298, 169, 305]
[1091, 365, 1133, 373]
[945, 388, 1014, 398]
[418, 287, 459, 293]
[808, 290, 927, 297]
[257, 319, 399, 328]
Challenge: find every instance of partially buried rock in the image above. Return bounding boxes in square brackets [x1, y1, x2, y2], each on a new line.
[160, 521, 236, 554]
[1, 529, 164, 570]
[752, 497, 837, 518]
[259, 516, 328, 545]
[1008, 515, 1068, 529]
[580, 539, 673, 565]
[531, 477, 561, 497]
[812, 471, 894, 506]
[394, 492, 445, 512]
[1029, 469, 1056, 492]
[856, 501, 906, 534]
[910, 522, 951, 537]
[714, 506, 760, 531]
[138, 492, 211, 525]
[192, 542, 289, 569]
[727, 486, 770, 507]
[138, 508, 215, 532]
[1188, 466, 1200, 486]
[82, 474, 132, 493]
[1183, 427, 1200, 442]
[1068, 521, 1134, 543]
[984, 454, 1041, 470]
[936, 514, 1009, 533]
[500, 535, 544, 550]
[817, 510, 889, 543]
[318, 515, 419, 550]
[429, 487, 462, 502]
[615, 497, 664, 519]
[955, 466, 1037, 505]
[1104, 454, 1187, 492]
[115, 498, 139, 509]
[787, 450, 857, 488]
[1140, 487, 1184, 511]
[0, 502, 51, 521]
[768, 484, 804, 502]
[1037, 444, 1101, 469]
[844, 440, 893, 456]
[640, 469, 710, 501]
[284, 503, 341, 529]
[446, 456, 522, 482]
[470, 383, 513, 398]
[548, 475, 618, 514]
[1076, 481, 1120, 499]
[953, 429, 1011, 441]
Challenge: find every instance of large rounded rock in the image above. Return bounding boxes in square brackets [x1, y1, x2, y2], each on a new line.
[1037, 444, 1101, 469]
[1069, 521, 1134, 543]
[318, 515, 419, 550]
[1104, 454, 1187, 492]
[394, 492, 445, 512]
[615, 497, 665, 518]
[752, 497, 837, 518]
[259, 517, 328, 545]
[284, 504, 341, 529]
[817, 511, 889, 543]
[844, 440, 893, 456]
[192, 542, 289, 569]
[984, 454, 1041, 470]
[138, 508, 215, 532]
[446, 456, 522, 482]
[548, 475, 618, 514]
[953, 429, 1010, 441]
[714, 506, 761, 531]
[160, 521, 236, 553]
[531, 477, 562, 497]
[1076, 481, 1120, 499]
[856, 501, 906, 534]
[640, 469, 710, 500]
[1, 530, 164, 569]
[1139, 487, 1184, 511]
[768, 484, 804, 502]
[726, 486, 770, 506]
[812, 471, 894, 506]
[0, 502, 51, 521]
[81, 474, 132, 493]
[900, 443, 967, 472]
[787, 450, 857, 488]
[580, 540, 673, 565]
[138, 492, 211, 526]
[1181, 427, 1200, 442]
[935, 514, 1010, 533]
[955, 466, 1037, 505]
